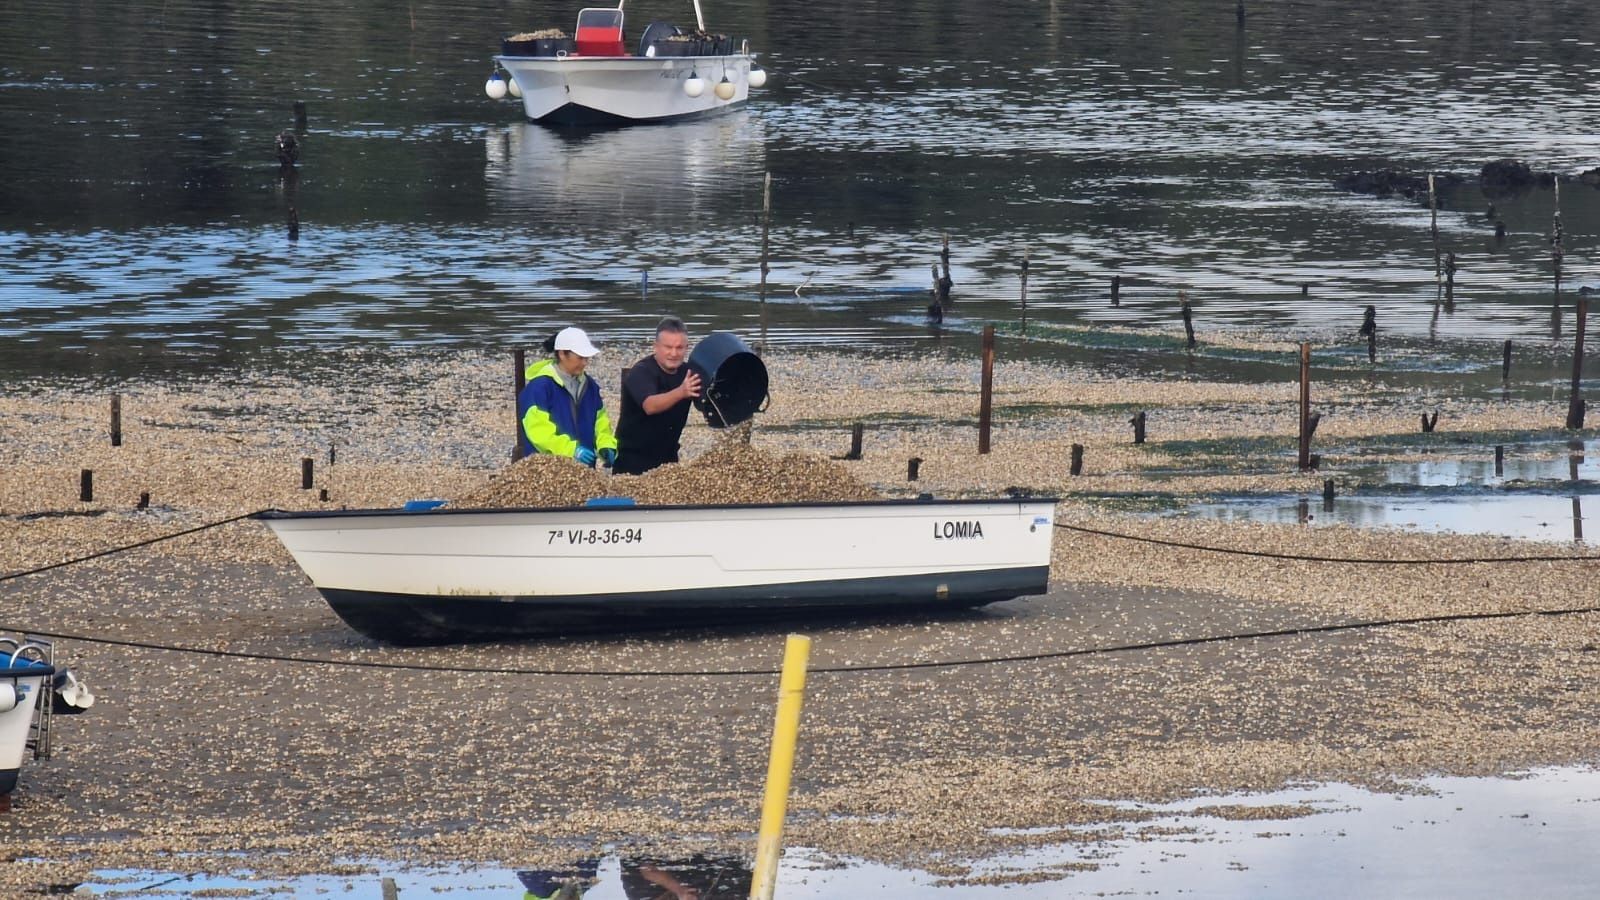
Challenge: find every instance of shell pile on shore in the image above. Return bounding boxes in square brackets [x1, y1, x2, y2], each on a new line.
[457, 422, 882, 508]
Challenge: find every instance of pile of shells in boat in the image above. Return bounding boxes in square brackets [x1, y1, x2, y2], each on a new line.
[457, 422, 881, 508]
[507, 28, 567, 40]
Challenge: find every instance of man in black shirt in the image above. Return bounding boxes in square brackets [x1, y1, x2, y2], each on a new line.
[615, 317, 701, 475]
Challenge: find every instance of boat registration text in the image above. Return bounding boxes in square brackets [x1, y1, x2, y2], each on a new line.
[548, 527, 645, 546]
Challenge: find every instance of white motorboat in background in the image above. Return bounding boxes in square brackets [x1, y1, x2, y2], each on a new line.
[487, 0, 767, 125]
[259, 498, 1057, 644]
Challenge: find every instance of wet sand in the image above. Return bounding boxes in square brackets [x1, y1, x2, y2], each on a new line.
[3, 348, 1598, 890]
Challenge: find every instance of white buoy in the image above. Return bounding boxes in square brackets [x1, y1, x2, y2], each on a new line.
[684, 72, 706, 98]
[484, 74, 508, 100]
[507, 77, 523, 99]
[714, 74, 735, 100]
[748, 66, 767, 88]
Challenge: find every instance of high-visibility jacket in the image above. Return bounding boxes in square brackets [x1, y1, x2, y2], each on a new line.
[519, 358, 618, 460]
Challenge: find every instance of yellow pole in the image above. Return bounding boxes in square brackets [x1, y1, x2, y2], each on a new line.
[749, 634, 812, 900]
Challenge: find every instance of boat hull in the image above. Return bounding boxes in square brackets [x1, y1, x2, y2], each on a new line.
[1, 659, 51, 796]
[496, 54, 753, 124]
[261, 499, 1057, 643]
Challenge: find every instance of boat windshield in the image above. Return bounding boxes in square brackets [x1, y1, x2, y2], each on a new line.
[575, 8, 626, 55]
[576, 8, 624, 32]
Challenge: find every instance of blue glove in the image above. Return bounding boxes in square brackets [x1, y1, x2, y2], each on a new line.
[599, 448, 617, 467]
[574, 446, 597, 466]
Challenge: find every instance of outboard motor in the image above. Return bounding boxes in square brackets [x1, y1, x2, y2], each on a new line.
[52, 668, 94, 715]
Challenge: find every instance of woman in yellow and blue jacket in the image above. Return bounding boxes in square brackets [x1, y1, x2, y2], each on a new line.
[519, 327, 618, 467]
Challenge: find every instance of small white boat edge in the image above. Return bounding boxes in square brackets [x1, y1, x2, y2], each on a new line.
[258, 498, 1058, 644]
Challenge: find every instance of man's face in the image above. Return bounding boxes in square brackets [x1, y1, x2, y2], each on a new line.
[654, 330, 688, 373]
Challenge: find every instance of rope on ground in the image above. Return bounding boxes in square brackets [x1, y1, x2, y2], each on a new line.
[1055, 521, 1600, 565]
[0, 509, 270, 584]
[7, 603, 1600, 678]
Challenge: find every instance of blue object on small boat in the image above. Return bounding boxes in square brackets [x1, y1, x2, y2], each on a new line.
[402, 499, 448, 512]
[585, 496, 637, 507]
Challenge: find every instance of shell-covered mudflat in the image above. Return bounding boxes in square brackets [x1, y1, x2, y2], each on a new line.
[2, 347, 1597, 890]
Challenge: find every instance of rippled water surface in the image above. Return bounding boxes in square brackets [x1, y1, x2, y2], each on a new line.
[2, 0, 1599, 374]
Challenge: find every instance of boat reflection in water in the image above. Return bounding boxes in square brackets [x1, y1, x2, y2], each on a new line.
[517, 854, 751, 899]
[483, 113, 767, 231]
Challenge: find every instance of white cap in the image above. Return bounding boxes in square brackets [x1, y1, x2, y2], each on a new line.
[553, 326, 600, 358]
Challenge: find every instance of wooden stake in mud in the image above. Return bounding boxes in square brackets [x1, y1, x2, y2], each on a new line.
[1130, 411, 1147, 444]
[907, 457, 921, 481]
[1503, 339, 1513, 381]
[1444, 252, 1457, 309]
[1322, 478, 1335, 504]
[1359, 305, 1377, 362]
[1420, 411, 1439, 433]
[110, 393, 122, 447]
[978, 326, 995, 455]
[1495, 445, 1505, 477]
[1179, 290, 1195, 349]
[1070, 443, 1084, 476]
[846, 423, 864, 460]
[1297, 342, 1312, 470]
[137, 491, 149, 510]
[759, 172, 772, 350]
[1429, 173, 1441, 285]
[79, 469, 93, 502]
[932, 236, 954, 309]
[301, 457, 314, 490]
[1018, 250, 1030, 335]
[512, 348, 527, 461]
[1567, 296, 1588, 430]
[1111, 274, 1121, 306]
[293, 100, 308, 132]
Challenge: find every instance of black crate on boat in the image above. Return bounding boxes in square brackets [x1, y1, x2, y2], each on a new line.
[502, 36, 575, 56]
[649, 38, 698, 56]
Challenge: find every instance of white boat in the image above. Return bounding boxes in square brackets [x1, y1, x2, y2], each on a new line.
[1, 639, 54, 797]
[491, 0, 766, 125]
[258, 499, 1057, 644]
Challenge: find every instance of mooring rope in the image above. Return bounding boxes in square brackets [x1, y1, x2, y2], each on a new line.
[1054, 521, 1600, 565]
[0, 509, 270, 584]
[6, 604, 1600, 678]
[3, 506, 1596, 676]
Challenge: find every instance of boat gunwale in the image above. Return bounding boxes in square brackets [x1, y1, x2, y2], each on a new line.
[253, 496, 1059, 521]
[495, 52, 754, 62]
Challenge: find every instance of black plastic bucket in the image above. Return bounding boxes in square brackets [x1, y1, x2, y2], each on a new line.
[687, 331, 769, 428]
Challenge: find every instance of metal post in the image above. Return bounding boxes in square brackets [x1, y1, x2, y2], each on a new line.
[1019, 251, 1029, 335]
[513, 348, 527, 461]
[759, 173, 772, 351]
[1297, 342, 1312, 470]
[1568, 297, 1588, 430]
[978, 326, 995, 455]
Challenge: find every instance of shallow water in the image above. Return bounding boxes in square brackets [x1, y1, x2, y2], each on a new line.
[2, 0, 1598, 375]
[74, 765, 1600, 897]
[1186, 490, 1593, 542]
[1180, 437, 1599, 541]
